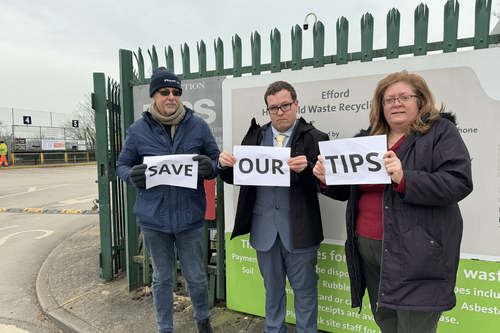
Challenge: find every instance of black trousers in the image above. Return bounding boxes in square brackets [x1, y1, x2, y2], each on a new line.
[356, 234, 442, 333]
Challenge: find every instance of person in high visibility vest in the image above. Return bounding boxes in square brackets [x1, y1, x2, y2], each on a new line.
[0, 141, 9, 166]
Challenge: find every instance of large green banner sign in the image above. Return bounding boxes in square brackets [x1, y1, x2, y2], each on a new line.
[222, 48, 500, 332]
[227, 236, 500, 332]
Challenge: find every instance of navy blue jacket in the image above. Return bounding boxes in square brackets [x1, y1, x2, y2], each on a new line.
[323, 113, 473, 312]
[117, 107, 220, 234]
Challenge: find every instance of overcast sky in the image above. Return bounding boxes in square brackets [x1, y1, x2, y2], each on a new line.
[1, 0, 498, 115]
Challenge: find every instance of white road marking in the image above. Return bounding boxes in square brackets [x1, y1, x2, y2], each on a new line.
[0, 230, 54, 246]
[0, 324, 30, 332]
[53, 194, 98, 206]
[28, 187, 36, 192]
[0, 225, 19, 231]
[0, 184, 70, 199]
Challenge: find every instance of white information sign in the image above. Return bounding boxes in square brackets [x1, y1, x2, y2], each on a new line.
[144, 154, 198, 189]
[319, 135, 391, 185]
[77, 140, 86, 150]
[41, 140, 65, 150]
[233, 146, 290, 187]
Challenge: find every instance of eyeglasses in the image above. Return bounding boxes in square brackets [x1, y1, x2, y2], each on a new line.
[158, 89, 182, 97]
[382, 95, 417, 107]
[267, 102, 295, 114]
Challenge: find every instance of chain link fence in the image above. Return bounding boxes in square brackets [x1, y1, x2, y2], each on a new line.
[0, 107, 96, 165]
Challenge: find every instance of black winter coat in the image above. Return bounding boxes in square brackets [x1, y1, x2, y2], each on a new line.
[218, 117, 330, 249]
[323, 113, 473, 312]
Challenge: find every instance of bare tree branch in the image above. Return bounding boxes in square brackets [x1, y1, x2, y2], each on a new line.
[61, 93, 96, 149]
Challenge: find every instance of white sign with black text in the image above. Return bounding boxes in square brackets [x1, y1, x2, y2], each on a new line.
[144, 154, 198, 189]
[233, 146, 291, 187]
[319, 135, 391, 185]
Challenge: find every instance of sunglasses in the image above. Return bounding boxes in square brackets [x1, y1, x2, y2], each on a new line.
[158, 89, 181, 97]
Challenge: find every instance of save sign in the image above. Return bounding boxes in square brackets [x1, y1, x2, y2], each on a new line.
[318, 135, 391, 185]
[143, 154, 199, 189]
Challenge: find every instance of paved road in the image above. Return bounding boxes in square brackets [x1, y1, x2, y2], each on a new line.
[0, 165, 99, 332]
[0, 165, 98, 211]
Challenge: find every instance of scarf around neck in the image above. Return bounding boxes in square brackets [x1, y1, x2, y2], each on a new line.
[149, 101, 186, 139]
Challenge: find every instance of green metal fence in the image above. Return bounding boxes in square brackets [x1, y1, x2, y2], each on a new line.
[93, 74, 124, 280]
[94, 0, 499, 302]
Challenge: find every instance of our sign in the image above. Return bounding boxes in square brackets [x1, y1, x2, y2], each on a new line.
[318, 135, 391, 185]
[232, 146, 290, 187]
[143, 154, 198, 189]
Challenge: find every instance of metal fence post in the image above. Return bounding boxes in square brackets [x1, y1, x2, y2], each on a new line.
[198, 41, 207, 78]
[336, 17, 349, 65]
[214, 38, 224, 76]
[119, 49, 141, 291]
[474, 0, 492, 49]
[93, 72, 113, 280]
[291, 25, 302, 70]
[251, 32, 262, 75]
[270, 28, 281, 73]
[386, 9, 401, 59]
[313, 21, 325, 68]
[443, 0, 460, 53]
[232, 34, 242, 78]
[181, 43, 191, 80]
[414, 4, 429, 56]
[360, 13, 374, 62]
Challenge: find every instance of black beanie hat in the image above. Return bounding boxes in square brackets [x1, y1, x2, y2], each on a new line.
[149, 67, 182, 97]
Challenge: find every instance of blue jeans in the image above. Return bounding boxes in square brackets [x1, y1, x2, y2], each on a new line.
[142, 226, 211, 333]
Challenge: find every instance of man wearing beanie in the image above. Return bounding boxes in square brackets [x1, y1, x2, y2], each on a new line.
[117, 67, 219, 333]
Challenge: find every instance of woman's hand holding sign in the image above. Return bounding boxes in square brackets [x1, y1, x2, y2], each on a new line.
[383, 151, 403, 185]
[219, 150, 237, 168]
[313, 155, 326, 184]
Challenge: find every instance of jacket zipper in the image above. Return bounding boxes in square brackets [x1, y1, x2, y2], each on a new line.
[351, 189, 363, 312]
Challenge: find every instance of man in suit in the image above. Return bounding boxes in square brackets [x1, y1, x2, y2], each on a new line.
[218, 81, 329, 332]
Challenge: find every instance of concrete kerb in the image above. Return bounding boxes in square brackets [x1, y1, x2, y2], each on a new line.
[0, 162, 97, 170]
[36, 225, 103, 333]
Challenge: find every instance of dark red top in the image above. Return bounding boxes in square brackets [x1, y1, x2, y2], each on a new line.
[356, 136, 406, 240]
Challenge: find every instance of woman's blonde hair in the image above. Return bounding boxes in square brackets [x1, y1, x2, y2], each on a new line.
[369, 70, 444, 136]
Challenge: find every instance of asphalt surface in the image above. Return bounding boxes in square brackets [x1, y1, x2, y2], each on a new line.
[1, 162, 308, 333]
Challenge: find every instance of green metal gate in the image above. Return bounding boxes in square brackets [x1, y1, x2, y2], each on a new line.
[94, 0, 499, 304]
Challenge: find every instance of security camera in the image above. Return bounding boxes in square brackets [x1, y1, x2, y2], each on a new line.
[303, 13, 317, 31]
